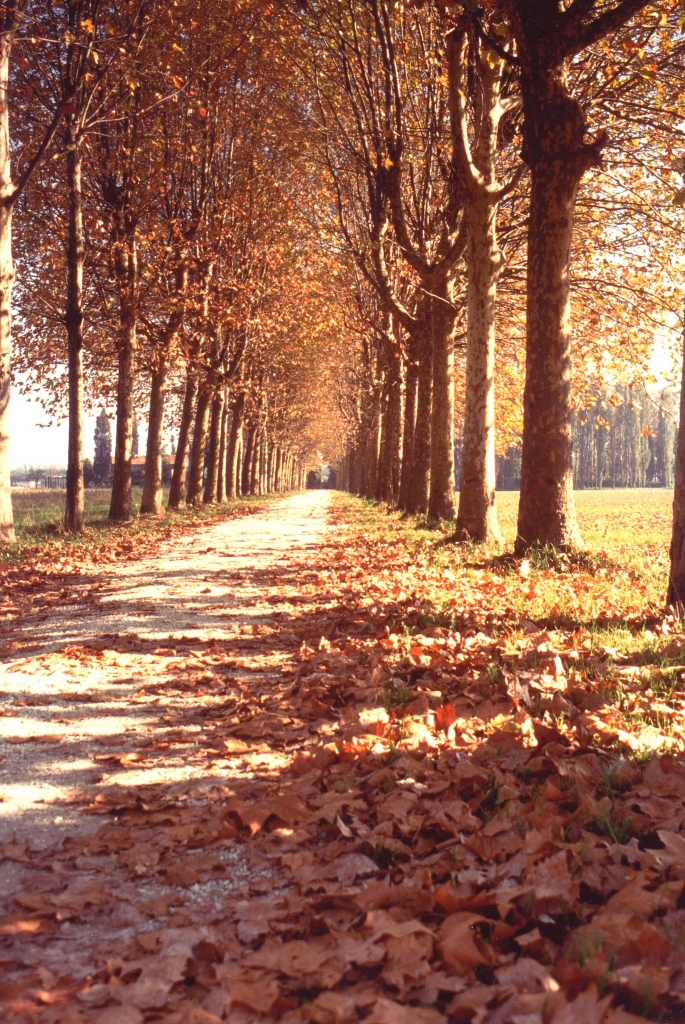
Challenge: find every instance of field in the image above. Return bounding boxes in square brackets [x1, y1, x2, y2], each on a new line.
[10, 487, 133, 536]
[7, 487, 675, 620]
[4, 487, 273, 561]
[343, 487, 677, 653]
[10, 485, 673, 564]
[497, 487, 674, 554]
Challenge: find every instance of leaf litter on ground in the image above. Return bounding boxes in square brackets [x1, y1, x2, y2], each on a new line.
[2, 493, 685, 1022]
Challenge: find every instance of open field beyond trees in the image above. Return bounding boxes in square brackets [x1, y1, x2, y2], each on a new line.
[3, 489, 278, 564]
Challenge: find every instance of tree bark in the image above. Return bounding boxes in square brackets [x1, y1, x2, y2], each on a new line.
[259, 430, 268, 495]
[407, 318, 433, 513]
[140, 364, 167, 516]
[141, 259, 188, 515]
[668, 319, 685, 608]
[186, 384, 212, 506]
[398, 341, 418, 512]
[273, 446, 282, 492]
[64, 139, 85, 534]
[428, 285, 456, 521]
[203, 388, 224, 503]
[226, 392, 245, 499]
[507, 11, 625, 552]
[217, 391, 229, 503]
[236, 442, 242, 494]
[241, 423, 255, 496]
[0, 34, 14, 543]
[168, 366, 198, 509]
[455, 197, 501, 542]
[249, 430, 261, 495]
[109, 234, 137, 522]
[361, 388, 382, 499]
[515, 161, 582, 552]
[447, 28, 507, 543]
[378, 340, 402, 506]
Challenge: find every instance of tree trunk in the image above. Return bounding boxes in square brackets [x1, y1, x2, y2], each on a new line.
[168, 367, 198, 509]
[217, 392, 229, 503]
[242, 424, 255, 495]
[356, 424, 368, 497]
[235, 443, 242, 495]
[407, 318, 432, 513]
[0, 36, 14, 543]
[249, 431, 260, 495]
[226, 392, 245, 500]
[273, 447, 282, 492]
[398, 342, 418, 511]
[64, 140, 85, 534]
[668, 319, 685, 608]
[515, 163, 582, 552]
[203, 388, 224, 503]
[141, 258, 188, 515]
[186, 385, 212, 506]
[362, 390, 382, 499]
[455, 199, 501, 543]
[378, 343, 402, 506]
[259, 431, 268, 494]
[428, 285, 456, 521]
[140, 365, 167, 515]
[109, 234, 137, 522]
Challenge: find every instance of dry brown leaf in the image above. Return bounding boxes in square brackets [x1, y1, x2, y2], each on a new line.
[229, 978, 281, 1014]
[437, 912, 490, 974]
[364, 997, 446, 1024]
[548, 989, 613, 1024]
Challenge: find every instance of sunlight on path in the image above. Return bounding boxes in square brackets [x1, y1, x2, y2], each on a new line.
[0, 490, 332, 845]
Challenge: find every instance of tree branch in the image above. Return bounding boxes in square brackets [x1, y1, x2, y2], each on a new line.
[10, 105, 64, 208]
[560, 0, 653, 59]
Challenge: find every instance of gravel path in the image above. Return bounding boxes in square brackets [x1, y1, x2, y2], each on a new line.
[0, 490, 332, 850]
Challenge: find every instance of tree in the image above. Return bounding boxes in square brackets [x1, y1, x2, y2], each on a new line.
[131, 415, 139, 458]
[669, 316, 685, 608]
[0, 2, 67, 543]
[494, 0, 655, 552]
[93, 408, 112, 484]
[448, 18, 522, 543]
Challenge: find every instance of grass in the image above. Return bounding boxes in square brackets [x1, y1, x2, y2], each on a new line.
[335, 487, 680, 667]
[11, 487, 124, 537]
[3, 486, 276, 563]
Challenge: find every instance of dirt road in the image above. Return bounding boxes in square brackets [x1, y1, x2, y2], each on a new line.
[0, 490, 332, 845]
[0, 491, 349, 1019]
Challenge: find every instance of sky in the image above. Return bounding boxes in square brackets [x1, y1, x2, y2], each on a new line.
[10, 389, 96, 471]
[10, 385, 155, 472]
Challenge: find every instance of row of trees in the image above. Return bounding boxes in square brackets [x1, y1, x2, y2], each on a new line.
[572, 388, 678, 491]
[2, 0, 347, 542]
[321, 1, 684, 552]
[494, 387, 679, 491]
[4, 0, 685, 606]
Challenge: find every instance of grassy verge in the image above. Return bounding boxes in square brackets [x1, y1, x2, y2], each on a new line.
[334, 488, 681, 696]
[2, 487, 280, 567]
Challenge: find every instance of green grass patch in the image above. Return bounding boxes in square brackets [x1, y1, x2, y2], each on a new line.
[333, 488, 677, 661]
[3, 487, 279, 564]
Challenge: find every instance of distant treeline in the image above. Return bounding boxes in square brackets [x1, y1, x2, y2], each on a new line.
[457, 387, 678, 491]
